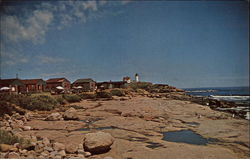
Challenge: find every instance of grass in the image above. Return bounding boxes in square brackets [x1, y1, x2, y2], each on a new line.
[110, 89, 125, 96]
[0, 94, 58, 111]
[128, 82, 153, 91]
[0, 130, 31, 148]
[96, 90, 112, 98]
[62, 94, 81, 103]
[30, 92, 52, 97]
[78, 92, 97, 99]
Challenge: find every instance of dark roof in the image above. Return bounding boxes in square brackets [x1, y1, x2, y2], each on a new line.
[73, 78, 95, 83]
[21, 79, 45, 85]
[97, 81, 126, 85]
[46, 78, 70, 83]
[0, 79, 24, 86]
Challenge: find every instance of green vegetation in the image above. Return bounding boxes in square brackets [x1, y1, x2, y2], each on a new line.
[128, 82, 153, 91]
[78, 92, 96, 99]
[62, 94, 81, 103]
[0, 94, 58, 111]
[96, 90, 112, 98]
[110, 88, 125, 96]
[0, 130, 31, 148]
[55, 95, 67, 105]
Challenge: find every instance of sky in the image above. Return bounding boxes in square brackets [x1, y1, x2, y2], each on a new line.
[0, 0, 249, 88]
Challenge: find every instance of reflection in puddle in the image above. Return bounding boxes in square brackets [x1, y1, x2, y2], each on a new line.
[162, 130, 217, 145]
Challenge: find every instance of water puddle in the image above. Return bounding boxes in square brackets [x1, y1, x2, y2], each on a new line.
[162, 130, 217, 145]
[80, 117, 103, 124]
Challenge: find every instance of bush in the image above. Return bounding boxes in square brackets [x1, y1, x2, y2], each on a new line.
[0, 130, 31, 148]
[110, 89, 125, 96]
[96, 91, 112, 98]
[21, 95, 58, 111]
[63, 94, 81, 103]
[0, 94, 58, 111]
[78, 92, 96, 99]
[55, 96, 67, 105]
[128, 82, 153, 91]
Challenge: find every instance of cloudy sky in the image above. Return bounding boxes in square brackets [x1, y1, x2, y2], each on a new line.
[0, 0, 249, 88]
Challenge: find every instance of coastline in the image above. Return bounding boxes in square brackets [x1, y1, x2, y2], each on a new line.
[0, 89, 249, 159]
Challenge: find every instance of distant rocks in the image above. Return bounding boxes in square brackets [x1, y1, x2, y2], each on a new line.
[83, 131, 114, 154]
[45, 112, 63, 121]
[63, 107, 79, 120]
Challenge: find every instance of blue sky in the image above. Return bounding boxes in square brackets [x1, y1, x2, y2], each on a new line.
[0, 0, 249, 88]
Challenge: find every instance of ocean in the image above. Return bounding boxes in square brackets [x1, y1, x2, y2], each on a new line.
[184, 87, 250, 119]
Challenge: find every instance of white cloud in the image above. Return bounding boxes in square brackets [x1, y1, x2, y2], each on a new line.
[99, 0, 108, 6]
[121, 0, 132, 5]
[1, 10, 53, 43]
[1, 51, 29, 66]
[82, 1, 98, 11]
[1, 0, 124, 44]
[37, 55, 65, 64]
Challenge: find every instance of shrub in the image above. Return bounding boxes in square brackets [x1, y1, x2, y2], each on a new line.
[128, 82, 153, 91]
[0, 94, 58, 111]
[0, 101, 14, 117]
[96, 91, 112, 98]
[21, 95, 58, 111]
[0, 130, 31, 148]
[63, 94, 81, 103]
[110, 89, 125, 96]
[78, 92, 96, 99]
[55, 96, 67, 105]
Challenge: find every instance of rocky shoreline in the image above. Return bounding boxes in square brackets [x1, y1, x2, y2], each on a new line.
[0, 90, 249, 159]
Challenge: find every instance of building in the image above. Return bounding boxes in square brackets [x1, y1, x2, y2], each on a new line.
[0, 78, 24, 94]
[123, 76, 131, 83]
[72, 78, 96, 91]
[135, 73, 139, 82]
[97, 81, 127, 90]
[21, 79, 46, 93]
[46, 78, 71, 91]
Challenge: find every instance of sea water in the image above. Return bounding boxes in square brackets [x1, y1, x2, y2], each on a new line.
[184, 87, 250, 119]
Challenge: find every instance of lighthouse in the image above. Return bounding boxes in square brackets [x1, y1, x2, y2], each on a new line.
[135, 73, 139, 82]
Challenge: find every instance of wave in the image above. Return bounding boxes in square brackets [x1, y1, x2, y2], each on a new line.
[210, 95, 250, 101]
[186, 89, 217, 93]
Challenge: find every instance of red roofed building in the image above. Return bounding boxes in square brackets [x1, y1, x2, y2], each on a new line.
[21, 79, 46, 93]
[46, 78, 71, 91]
[0, 78, 24, 94]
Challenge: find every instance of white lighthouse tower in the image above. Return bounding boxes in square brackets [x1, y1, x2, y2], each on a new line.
[135, 73, 139, 82]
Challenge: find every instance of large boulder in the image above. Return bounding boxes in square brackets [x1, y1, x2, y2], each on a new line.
[65, 143, 78, 154]
[45, 113, 62, 121]
[63, 108, 79, 120]
[5, 152, 20, 159]
[83, 132, 114, 154]
[0, 144, 17, 152]
[53, 142, 65, 151]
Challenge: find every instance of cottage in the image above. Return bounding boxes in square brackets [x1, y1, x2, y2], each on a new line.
[72, 78, 96, 92]
[123, 76, 131, 83]
[0, 78, 24, 94]
[97, 81, 127, 90]
[21, 79, 46, 93]
[46, 78, 71, 91]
